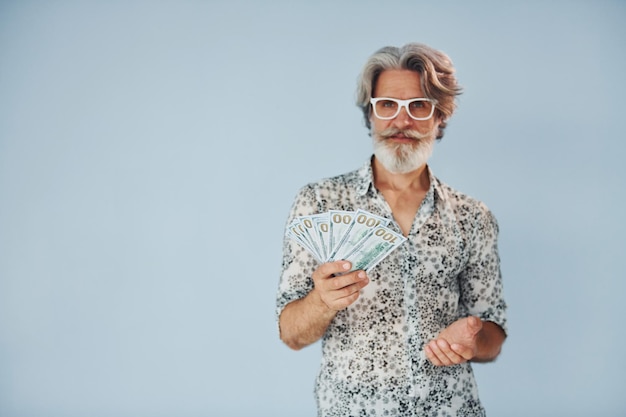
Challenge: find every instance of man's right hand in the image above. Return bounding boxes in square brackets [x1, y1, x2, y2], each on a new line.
[312, 261, 370, 311]
[279, 260, 369, 350]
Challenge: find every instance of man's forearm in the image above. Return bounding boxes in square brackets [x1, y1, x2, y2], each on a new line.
[279, 289, 337, 351]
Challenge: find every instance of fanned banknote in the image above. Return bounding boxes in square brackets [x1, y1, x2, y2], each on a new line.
[286, 209, 406, 272]
[286, 218, 322, 262]
[340, 224, 406, 272]
[329, 209, 391, 261]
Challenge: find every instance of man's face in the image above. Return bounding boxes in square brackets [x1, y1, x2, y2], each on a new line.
[370, 69, 441, 173]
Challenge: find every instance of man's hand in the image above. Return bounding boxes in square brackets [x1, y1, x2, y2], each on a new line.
[279, 261, 369, 350]
[312, 261, 369, 311]
[425, 316, 483, 367]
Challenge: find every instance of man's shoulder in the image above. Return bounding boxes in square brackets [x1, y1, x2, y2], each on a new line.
[298, 165, 363, 194]
[289, 166, 365, 215]
[434, 176, 493, 218]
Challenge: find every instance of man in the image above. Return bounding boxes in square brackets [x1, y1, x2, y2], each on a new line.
[276, 43, 507, 416]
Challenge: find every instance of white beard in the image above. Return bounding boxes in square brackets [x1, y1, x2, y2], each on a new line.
[372, 126, 437, 174]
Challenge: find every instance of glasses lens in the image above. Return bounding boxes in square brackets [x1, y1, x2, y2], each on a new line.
[374, 99, 399, 119]
[407, 99, 434, 119]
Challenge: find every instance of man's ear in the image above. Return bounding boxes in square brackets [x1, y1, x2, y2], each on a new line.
[435, 117, 447, 140]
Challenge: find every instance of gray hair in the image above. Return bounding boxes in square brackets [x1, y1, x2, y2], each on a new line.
[356, 43, 463, 139]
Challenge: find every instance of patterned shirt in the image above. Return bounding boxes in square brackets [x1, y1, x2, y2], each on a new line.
[276, 158, 507, 417]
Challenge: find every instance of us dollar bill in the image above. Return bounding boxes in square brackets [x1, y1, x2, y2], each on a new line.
[311, 213, 330, 261]
[298, 215, 325, 261]
[328, 210, 355, 258]
[341, 224, 407, 272]
[286, 219, 323, 262]
[329, 209, 391, 261]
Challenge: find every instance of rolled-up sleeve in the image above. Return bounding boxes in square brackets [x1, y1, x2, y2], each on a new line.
[458, 203, 508, 335]
[275, 184, 323, 326]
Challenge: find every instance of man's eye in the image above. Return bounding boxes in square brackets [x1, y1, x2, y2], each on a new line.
[410, 100, 426, 109]
[381, 100, 397, 108]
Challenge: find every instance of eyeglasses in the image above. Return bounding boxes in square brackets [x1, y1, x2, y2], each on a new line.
[370, 97, 437, 121]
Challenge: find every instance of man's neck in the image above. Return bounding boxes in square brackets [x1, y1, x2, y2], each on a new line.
[372, 157, 430, 193]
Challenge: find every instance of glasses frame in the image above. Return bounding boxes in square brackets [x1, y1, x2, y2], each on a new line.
[370, 97, 438, 121]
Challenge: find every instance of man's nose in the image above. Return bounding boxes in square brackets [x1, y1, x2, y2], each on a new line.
[394, 105, 412, 125]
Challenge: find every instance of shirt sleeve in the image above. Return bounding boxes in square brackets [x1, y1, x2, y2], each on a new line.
[458, 203, 508, 335]
[275, 184, 324, 328]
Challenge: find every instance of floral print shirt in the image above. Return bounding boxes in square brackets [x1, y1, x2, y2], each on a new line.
[276, 158, 507, 417]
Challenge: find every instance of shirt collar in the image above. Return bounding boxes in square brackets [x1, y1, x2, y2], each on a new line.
[356, 156, 446, 205]
[355, 157, 374, 197]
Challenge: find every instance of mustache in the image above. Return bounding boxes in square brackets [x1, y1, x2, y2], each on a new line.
[377, 127, 433, 141]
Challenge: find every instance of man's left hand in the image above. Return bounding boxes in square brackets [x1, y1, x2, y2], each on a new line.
[425, 316, 483, 367]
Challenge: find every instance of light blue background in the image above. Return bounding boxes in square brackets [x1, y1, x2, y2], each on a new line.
[1, 1, 625, 416]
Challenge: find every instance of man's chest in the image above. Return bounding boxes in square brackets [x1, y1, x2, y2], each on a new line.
[379, 188, 428, 237]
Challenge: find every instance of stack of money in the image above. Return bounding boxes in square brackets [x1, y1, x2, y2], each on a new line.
[287, 209, 406, 272]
